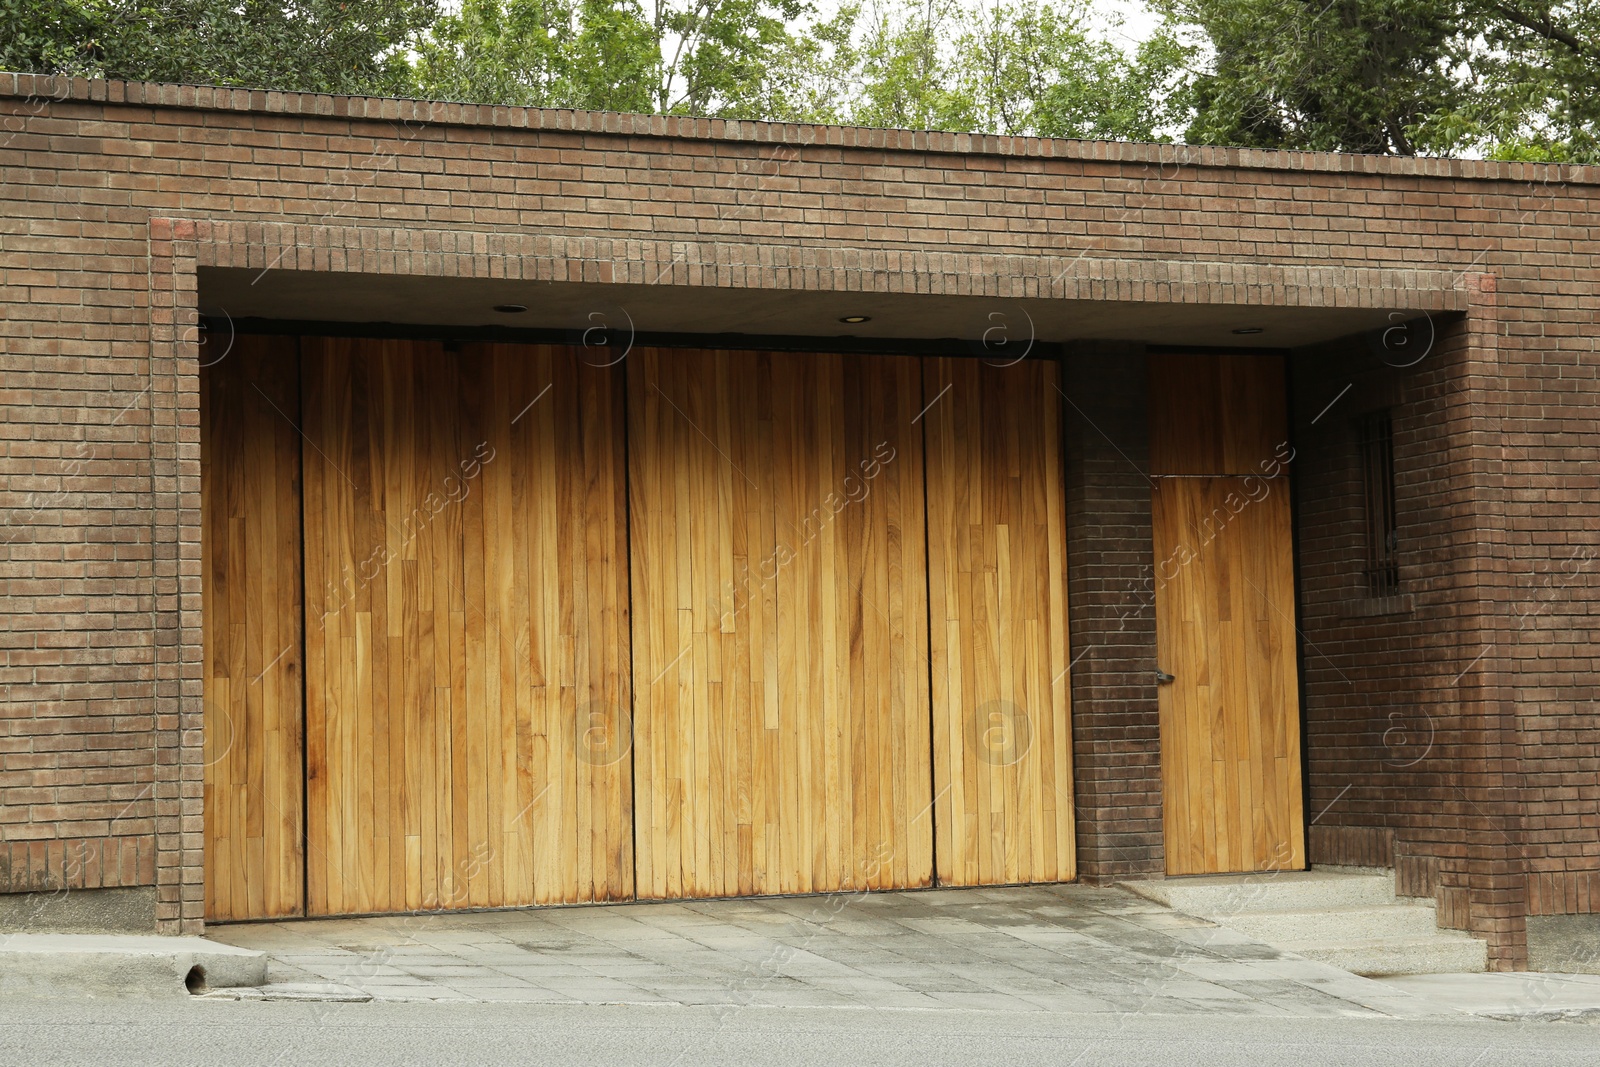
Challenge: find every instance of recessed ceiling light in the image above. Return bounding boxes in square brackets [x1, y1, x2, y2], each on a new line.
[493, 303, 528, 314]
[1232, 326, 1264, 335]
[839, 315, 871, 324]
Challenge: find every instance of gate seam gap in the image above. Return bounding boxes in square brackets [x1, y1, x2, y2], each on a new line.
[295, 335, 312, 917]
[621, 349, 642, 905]
[918, 358, 940, 888]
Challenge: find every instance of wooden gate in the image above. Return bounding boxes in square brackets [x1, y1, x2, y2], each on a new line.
[626, 348, 935, 897]
[299, 338, 634, 914]
[201, 334, 306, 921]
[204, 339, 1081, 918]
[1149, 353, 1305, 876]
[924, 357, 1075, 886]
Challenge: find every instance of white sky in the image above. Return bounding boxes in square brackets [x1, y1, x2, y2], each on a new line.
[1088, 0, 1161, 56]
[808, 0, 1163, 55]
[439, 0, 1164, 56]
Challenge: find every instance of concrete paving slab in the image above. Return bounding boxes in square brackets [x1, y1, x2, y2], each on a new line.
[344, 975, 439, 987]
[208, 884, 1479, 1018]
[1012, 991, 1118, 1013]
[1175, 959, 1280, 981]
[376, 989, 480, 1003]
[385, 985, 572, 1004]
[924, 990, 1042, 1011]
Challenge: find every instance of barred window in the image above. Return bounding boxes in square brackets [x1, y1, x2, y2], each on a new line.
[1358, 410, 1399, 597]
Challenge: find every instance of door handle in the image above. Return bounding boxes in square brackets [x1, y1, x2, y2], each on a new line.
[1155, 669, 1175, 684]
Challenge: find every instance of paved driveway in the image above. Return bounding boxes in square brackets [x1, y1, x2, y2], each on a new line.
[209, 884, 1449, 1018]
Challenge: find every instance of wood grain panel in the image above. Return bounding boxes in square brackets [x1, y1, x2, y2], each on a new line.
[1148, 353, 1287, 476]
[201, 334, 305, 921]
[301, 338, 632, 915]
[1152, 477, 1305, 875]
[924, 356, 1075, 887]
[628, 348, 933, 898]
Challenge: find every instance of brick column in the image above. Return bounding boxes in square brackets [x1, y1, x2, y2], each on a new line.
[1449, 274, 1528, 969]
[1062, 342, 1164, 882]
[147, 218, 207, 933]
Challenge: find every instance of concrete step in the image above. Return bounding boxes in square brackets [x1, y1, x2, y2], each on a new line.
[1288, 933, 1490, 977]
[1124, 870, 1394, 917]
[1225, 903, 1442, 944]
[1120, 868, 1489, 977]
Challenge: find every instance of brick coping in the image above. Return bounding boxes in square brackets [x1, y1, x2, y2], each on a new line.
[6, 70, 1597, 187]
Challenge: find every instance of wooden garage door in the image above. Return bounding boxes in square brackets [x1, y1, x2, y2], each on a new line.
[627, 348, 934, 898]
[300, 338, 633, 915]
[205, 339, 1087, 919]
[923, 357, 1075, 886]
[1148, 353, 1305, 876]
[201, 334, 306, 921]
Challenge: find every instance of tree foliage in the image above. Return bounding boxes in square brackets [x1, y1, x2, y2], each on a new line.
[2, 0, 1596, 158]
[413, 0, 809, 116]
[0, 0, 435, 96]
[846, 0, 1177, 137]
[1157, 0, 1600, 160]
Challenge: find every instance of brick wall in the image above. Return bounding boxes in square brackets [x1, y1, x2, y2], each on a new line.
[1291, 275, 1598, 967]
[0, 74, 1595, 959]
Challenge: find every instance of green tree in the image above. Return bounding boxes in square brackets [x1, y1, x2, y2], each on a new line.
[10, 0, 1591, 160]
[727, 3, 866, 123]
[1455, 1, 1600, 160]
[1158, 0, 1600, 160]
[413, 0, 655, 112]
[0, 0, 96, 74]
[956, 1, 1192, 139]
[844, 0, 1190, 139]
[0, 0, 436, 96]
[413, 0, 812, 116]
[848, 0, 974, 131]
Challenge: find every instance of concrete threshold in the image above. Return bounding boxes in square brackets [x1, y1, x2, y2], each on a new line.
[0, 933, 267, 998]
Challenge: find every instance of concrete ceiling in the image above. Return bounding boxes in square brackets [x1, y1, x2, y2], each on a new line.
[200, 267, 1418, 349]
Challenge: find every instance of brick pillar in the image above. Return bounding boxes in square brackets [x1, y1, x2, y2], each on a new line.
[1062, 342, 1164, 882]
[147, 218, 208, 933]
[1450, 275, 1528, 968]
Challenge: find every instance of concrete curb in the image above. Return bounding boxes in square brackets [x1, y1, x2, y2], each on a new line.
[0, 934, 267, 998]
[1378, 972, 1600, 1022]
[199, 982, 373, 1003]
[1479, 1007, 1600, 1024]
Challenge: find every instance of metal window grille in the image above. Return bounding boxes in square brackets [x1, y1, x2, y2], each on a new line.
[1358, 410, 1399, 598]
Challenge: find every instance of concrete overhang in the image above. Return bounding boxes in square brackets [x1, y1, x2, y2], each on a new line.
[183, 220, 1469, 352]
[201, 265, 1466, 350]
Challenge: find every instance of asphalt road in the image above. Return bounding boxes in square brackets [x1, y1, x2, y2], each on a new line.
[2, 998, 1597, 1067]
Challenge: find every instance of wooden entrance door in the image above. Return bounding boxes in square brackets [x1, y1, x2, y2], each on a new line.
[299, 338, 634, 915]
[1149, 354, 1305, 876]
[626, 348, 934, 898]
